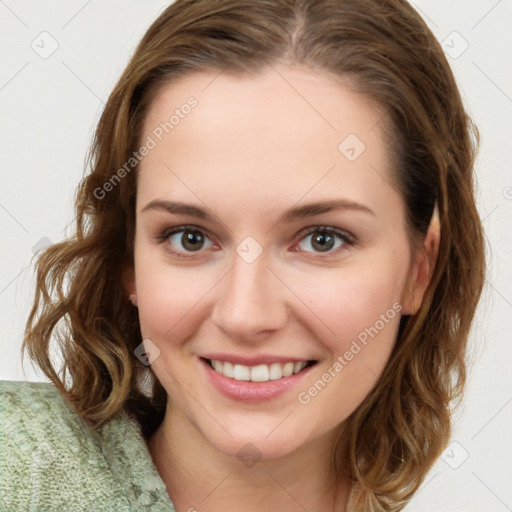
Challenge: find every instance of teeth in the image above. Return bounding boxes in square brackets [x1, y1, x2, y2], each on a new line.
[282, 362, 294, 377]
[209, 359, 310, 382]
[233, 364, 250, 381]
[212, 360, 223, 373]
[250, 364, 269, 382]
[269, 363, 283, 380]
[223, 361, 234, 378]
[294, 361, 307, 373]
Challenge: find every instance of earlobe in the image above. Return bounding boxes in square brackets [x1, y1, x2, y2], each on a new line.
[122, 265, 138, 307]
[401, 206, 440, 315]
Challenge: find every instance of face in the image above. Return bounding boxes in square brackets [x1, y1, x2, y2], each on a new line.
[129, 65, 431, 460]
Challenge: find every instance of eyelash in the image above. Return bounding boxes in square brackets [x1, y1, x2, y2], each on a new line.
[156, 224, 356, 259]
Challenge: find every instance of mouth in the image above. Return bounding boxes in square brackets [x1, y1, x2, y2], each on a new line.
[201, 357, 318, 383]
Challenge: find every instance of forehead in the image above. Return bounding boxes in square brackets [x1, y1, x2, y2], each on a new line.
[137, 65, 400, 221]
[142, 65, 387, 153]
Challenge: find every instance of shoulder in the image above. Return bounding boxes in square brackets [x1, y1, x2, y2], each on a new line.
[0, 379, 84, 454]
[0, 380, 174, 511]
[0, 379, 92, 460]
[0, 380, 113, 510]
[0, 379, 74, 417]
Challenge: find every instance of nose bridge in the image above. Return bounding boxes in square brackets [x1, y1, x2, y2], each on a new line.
[211, 252, 286, 340]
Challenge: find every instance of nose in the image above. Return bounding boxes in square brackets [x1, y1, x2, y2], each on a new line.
[210, 253, 288, 342]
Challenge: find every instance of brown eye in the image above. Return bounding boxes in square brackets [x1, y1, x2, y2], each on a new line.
[310, 232, 335, 252]
[166, 228, 214, 253]
[297, 227, 352, 254]
[181, 230, 205, 251]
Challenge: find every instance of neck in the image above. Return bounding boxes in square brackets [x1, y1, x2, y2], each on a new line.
[147, 407, 350, 512]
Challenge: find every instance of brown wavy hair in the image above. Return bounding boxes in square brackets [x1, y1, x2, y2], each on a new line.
[22, 0, 486, 510]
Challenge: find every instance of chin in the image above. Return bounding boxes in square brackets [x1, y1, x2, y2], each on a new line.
[195, 416, 316, 463]
[214, 434, 301, 463]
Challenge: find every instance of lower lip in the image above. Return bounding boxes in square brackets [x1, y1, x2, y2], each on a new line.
[200, 358, 315, 403]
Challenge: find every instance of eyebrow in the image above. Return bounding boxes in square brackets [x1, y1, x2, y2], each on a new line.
[141, 198, 375, 222]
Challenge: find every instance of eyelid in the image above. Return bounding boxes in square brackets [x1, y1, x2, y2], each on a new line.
[158, 224, 214, 241]
[295, 225, 356, 244]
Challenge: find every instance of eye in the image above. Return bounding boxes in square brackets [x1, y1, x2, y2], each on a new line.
[295, 227, 354, 254]
[159, 226, 215, 255]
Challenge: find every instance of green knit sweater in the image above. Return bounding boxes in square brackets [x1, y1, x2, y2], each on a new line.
[0, 380, 176, 511]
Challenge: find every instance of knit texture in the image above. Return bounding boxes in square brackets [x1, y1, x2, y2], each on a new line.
[0, 380, 176, 512]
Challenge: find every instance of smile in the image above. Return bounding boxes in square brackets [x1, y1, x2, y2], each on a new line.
[206, 358, 316, 382]
[199, 355, 318, 402]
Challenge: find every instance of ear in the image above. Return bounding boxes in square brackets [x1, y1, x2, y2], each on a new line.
[122, 264, 138, 307]
[400, 209, 440, 315]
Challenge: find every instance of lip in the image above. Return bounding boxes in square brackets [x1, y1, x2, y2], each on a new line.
[199, 356, 316, 403]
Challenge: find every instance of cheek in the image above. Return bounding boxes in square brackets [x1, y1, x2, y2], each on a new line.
[290, 255, 406, 419]
[290, 257, 406, 347]
[133, 248, 215, 341]
[295, 276, 403, 423]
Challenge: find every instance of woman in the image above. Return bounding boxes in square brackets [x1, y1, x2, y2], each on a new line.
[0, 0, 485, 510]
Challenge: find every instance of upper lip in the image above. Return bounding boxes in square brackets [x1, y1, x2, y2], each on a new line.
[200, 353, 317, 366]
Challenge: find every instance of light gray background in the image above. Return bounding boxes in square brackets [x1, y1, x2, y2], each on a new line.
[1, 1, 511, 510]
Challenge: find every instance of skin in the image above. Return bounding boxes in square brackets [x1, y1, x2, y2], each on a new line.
[126, 64, 439, 512]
